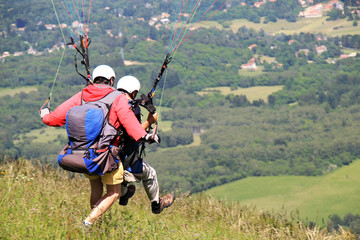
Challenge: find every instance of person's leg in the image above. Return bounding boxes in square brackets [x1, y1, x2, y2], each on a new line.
[119, 182, 136, 206]
[85, 183, 121, 223]
[140, 160, 160, 203]
[89, 178, 103, 208]
[84, 165, 123, 224]
[140, 160, 175, 214]
[83, 174, 103, 209]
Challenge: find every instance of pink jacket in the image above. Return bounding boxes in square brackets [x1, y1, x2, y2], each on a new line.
[42, 84, 147, 142]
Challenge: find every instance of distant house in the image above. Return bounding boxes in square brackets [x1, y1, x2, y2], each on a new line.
[155, 23, 162, 30]
[2, 52, 10, 58]
[161, 13, 170, 18]
[299, 0, 307, 7]
[339, 53, 357, 59]
[326, 0, 344, 10]
[160, 18, 170, 24]
[296, 49, 310, 57]
[27, 47, 42, 56]
[299, 3, 323, 18]
[45, 24, 57, 30]
[72, 21, 83, 29]
[248, 44, 257, 51]
[148, 20, 156, 26]
[299, 0, 344, 18]
[241, 58, 257, 70]
[14, 52, 23, 57]
[241, 62, 257, 70]
[254, 2, 265, 8]
[106, 30, 113, 37]
[316, 45, 327, 54]
[288, 39, 295, 45]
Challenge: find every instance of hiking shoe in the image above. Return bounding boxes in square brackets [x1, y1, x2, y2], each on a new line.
[119, 184, 136, 206]
[151, 193, 175, 214]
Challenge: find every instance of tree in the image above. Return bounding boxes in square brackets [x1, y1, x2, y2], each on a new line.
[16, 18, 26, 28]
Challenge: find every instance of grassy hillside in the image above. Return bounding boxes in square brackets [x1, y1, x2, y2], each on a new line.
[197, 86, 283, 103]
[201, 17, 360, 36]
[0, 159, 355, 239]
[205, 160, 360, 226]
[0, 86, 38, 98]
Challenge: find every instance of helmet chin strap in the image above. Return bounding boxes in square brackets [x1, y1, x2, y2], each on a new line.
[130, 91, 138, 100]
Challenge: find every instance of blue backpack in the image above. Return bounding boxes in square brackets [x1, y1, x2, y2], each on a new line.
[58, 90, 123, 175]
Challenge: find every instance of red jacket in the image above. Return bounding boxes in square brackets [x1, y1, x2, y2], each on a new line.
[42, 84, 147, 142]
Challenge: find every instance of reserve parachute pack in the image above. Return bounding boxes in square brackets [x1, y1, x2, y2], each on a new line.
[58, 90, 123, 175]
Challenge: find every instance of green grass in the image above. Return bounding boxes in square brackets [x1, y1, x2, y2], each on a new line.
[201, 17, 360, 36]
[0, 86, 38, 97]
[205, 160, 360, 226]
[0, 159, 354, 239]
[158, 134, 202, 153]
[238, 66, 265, 77]
[158, 120, 172, 132]
[197, 85, 284, 103]
[16, 127, 66, 144]
[256, 55, 277, 63]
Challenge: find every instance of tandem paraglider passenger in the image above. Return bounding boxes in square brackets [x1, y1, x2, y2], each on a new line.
[116, 75, 175, 214]
[40, 65, 161, 227]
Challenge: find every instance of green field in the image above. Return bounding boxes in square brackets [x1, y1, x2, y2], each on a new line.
[205, 160, 360, 225]
[201, 17, 360, 36]
[0, 86, 38, 97]
[197, 85, 284, 103]
[16, 127, 66, 144]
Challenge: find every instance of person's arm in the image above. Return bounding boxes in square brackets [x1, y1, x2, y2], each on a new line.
[42, 92, 82, 127]
[112, 95, 147, 141]
[142, 112, 158, 130]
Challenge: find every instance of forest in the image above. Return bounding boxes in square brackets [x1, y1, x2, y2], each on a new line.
[1, 0, 360, 195]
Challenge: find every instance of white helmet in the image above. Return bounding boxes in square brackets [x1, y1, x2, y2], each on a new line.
[116, 75, 141, 94]
[92, 65, 116, 82]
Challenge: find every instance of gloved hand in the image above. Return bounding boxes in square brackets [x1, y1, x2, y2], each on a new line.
[39, 107, 51, 119]
[144, 133, 161, 144]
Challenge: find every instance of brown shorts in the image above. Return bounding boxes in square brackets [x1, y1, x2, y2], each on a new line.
[84, 162, 124, 185]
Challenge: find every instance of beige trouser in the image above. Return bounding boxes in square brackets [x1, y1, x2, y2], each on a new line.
[121, 160, 159, 203]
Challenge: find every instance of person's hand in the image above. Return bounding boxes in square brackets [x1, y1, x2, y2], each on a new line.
[144, 133, 161, 144]
[40, 108, 51, 119]
[147, 112, 158, 125]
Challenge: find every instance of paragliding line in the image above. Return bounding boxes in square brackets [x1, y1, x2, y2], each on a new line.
[170, 0, 230, 54]
[40, 0, 69, 111]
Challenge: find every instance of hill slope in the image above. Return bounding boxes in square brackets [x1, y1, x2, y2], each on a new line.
[0, 159, 355, 239]
[205, 160, 360, 226]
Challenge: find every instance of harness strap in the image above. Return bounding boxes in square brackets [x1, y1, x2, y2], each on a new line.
[70, 148, 109, 155]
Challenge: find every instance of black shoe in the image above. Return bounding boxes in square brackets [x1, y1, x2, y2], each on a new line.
[151, 193, 175, 214]
[119, 184, 136, 206]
